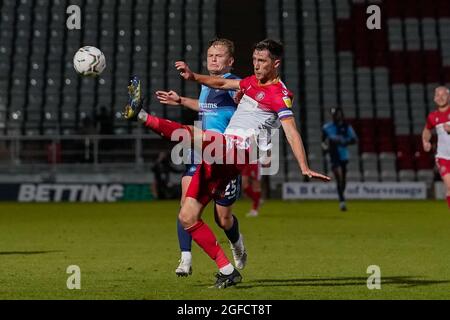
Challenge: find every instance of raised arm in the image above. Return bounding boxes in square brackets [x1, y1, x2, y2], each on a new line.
[175, 61, 241, 90]
[281, 117, 330, 181]
[155, 90, 200, 112]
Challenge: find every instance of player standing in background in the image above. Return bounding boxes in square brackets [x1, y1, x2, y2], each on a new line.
[422, 86, 450, 209]
[154, 38, 247, 277]
[322, 107, 357, 211]
[124, 39, 330, 288]
[241, 163, 262, 217]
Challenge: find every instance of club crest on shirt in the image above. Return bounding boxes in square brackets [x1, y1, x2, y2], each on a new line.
[255, 92, 265, 101]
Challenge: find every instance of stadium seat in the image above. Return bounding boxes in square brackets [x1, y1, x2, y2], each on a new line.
[399, 169, 416, 181]
[381, 170, 397, 182]
[347, 170, 362, 182]
[417, 169, 435, 187]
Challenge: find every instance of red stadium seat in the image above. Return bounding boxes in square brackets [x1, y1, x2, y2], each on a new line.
[415, 151, 435, 169]
[376, 118, 395, 152]
[385, 0, 401, 18]
[444, 67, 450, 83]
[397, 153, 416, 170]
[437, 0, 450, 17]
[402, 0, 419, 18]
[410, 135, 434, 170]
[370, 31, 388, 67]
[336, 20, 352, 52]
[424, 51, 442, 83]
[358, 119, 377, 153]
[396, 135, 414, 153]
[407, 51, 424, 83]
[418, 0, 437, 18]
[395, 135, 415, 170]
[378, 138, 396, 153]
[390, 51, 407, 83]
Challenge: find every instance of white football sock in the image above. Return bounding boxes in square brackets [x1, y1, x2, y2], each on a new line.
[138, 109, 148, 123]
[181, 251, 192, 262]
[219, 263, 234, 275]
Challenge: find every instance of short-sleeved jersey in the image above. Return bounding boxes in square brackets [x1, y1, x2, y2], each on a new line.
[426, 107, 450, 160]
[198, 73, 240, 133]
[224, 75, 294, 148]
[322, 121, 357, 162]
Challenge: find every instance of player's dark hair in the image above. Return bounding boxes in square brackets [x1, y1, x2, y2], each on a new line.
[207, 38, 235, 58]
[253, 39, 284, 60]
[331, 107, 348, 127]
[330, 106, 344, 116]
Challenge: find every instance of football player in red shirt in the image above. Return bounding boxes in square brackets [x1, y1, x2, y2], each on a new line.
[124, 39, 330, 288]
[422, 86, 450, 209]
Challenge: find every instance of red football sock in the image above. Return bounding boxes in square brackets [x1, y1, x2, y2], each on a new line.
[186, 220, 230, 269]
[447, 196, 450, 209]
[245, 186, 261, 210]
[144, 116, 227, 154]
[244, 185, 254, 198]
[145, 115, 192, 141]
[252, 190, 261, 210]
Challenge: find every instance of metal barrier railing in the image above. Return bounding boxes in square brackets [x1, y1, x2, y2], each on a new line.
[0, 134, 165, 173]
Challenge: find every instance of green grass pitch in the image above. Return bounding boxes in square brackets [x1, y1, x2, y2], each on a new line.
[1, 200, 450, 300]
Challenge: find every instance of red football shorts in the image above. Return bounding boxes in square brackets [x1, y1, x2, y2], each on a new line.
[185, 134, 250, 206]
[436, 158, 450, 178]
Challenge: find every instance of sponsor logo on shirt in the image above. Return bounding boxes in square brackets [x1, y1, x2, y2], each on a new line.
[199, 102, 218, 110]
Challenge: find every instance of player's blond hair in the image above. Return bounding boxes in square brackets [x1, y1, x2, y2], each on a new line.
[435, 86, 450, 94]
[207, 38, 235, 58]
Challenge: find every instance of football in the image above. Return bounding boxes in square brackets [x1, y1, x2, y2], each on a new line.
[73, 46, 106, 76]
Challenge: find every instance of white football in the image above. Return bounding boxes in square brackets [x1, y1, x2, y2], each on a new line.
[73, 46, 106, 76]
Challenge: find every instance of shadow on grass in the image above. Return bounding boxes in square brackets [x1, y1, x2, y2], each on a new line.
[233, 276, 450, 289]
[0, 250, 63, 256]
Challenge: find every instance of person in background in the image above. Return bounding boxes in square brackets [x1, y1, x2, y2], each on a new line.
[322, 107, 357, 211]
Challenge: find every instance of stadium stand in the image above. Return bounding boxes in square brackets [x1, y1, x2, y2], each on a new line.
[266, 0, 448, 188]
[0, 0, 215, 136]
[0, 0, 216, 182]
[0, 0, 448, 190]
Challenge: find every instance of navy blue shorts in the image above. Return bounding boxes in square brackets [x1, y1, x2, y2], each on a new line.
[183, 163, 199, 177]
[183, 164, 240, 206]
[330, 159, 348, 170]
